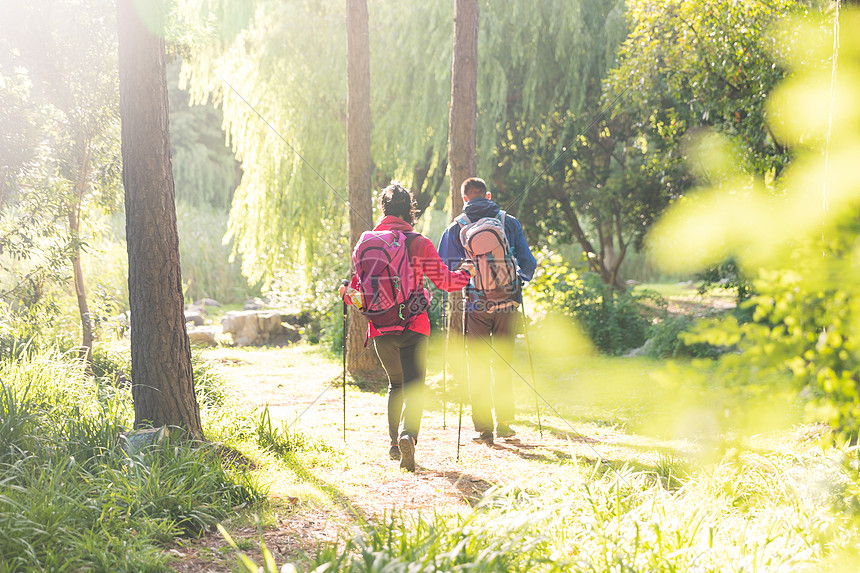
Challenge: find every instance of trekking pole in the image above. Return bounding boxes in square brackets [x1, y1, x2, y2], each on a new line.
[520, 296, 542, 437]
[457, 281, 470, 462]
[341, 279, 349, 442]
[442, 291, 448, 429]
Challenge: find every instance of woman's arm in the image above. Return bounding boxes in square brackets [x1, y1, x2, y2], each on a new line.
[413, 236, 471, 292]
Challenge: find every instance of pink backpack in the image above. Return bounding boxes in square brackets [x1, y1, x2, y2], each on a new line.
[352, 230, 428, 333]
[457, 211, 518, 305]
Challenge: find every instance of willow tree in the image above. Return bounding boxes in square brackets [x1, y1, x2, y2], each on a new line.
[476, 0, 637, 289]
[118, 0, 202, 435]
[176, 0, 667, 294]
[179, 1, 347, 286]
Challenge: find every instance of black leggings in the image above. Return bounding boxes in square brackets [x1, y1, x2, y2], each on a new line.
[373, 330, 428, 444]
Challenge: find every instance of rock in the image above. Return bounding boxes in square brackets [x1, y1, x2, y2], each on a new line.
[118, 426, 168, 455]
[244, 297, 266, 310]
[184, 309, 205, 327]
[281, 310, 313, 326]
[194, 298, 221, 307]
[188, 325, 220, 346]
[221, 310, 284, 346]
[270, 322, 301, 345]
[625, 337, 656, 357]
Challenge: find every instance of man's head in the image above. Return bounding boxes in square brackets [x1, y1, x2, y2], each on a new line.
[461, 177, 491, 203]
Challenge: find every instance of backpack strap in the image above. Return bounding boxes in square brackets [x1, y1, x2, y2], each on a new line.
[455, 213, 471, 227]
[404, 231, 420, 256]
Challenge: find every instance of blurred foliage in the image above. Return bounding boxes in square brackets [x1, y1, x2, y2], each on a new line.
[167, 60, 240, 212]
[176, 202, 261, 305]
[649, 8, 860, 439]
[526, 250, 666, 355]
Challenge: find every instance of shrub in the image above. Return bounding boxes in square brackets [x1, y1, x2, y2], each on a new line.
[527, 251, 666, 355]
[681, 266, 860, 439]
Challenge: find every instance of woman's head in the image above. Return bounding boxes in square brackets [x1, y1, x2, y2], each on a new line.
[379, 183, 417, 224]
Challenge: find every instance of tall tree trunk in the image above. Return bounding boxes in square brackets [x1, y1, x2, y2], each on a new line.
[70, 145, 93, 371]
[447, 0, 479, 334]
[346, 0, 379, 375]
[117, 0, 202, 436]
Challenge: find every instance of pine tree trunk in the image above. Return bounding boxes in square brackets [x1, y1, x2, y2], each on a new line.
[117, 0, 203, 436]
[346, 0, 379, 375]
[447, 0, 479, 334]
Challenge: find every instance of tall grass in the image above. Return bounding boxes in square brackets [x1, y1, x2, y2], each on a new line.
[0, 348, 264, 572]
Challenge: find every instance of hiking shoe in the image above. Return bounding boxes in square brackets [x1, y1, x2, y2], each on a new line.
[496, 423, 515, 438]
[389, 444, 401, 460]
[471, 431, 494, 446]
[398, 435, 415, 472]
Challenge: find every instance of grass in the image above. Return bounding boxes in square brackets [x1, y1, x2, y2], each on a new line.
[0, 346, 266, 572]
[226, 442, 860, 572]
[6, 328, 860, 572]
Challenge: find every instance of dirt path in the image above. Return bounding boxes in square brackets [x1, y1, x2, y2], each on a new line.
[172, 343, 677, 572]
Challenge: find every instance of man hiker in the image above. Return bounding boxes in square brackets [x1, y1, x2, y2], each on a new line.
[438, 177, 537, 446]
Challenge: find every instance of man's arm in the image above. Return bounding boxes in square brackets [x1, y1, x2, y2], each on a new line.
[510, 217, 536, 282]
[437, 224, 465, 271]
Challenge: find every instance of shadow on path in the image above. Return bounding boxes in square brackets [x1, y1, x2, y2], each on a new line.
[418, 467, 496, 507]
[489, 438, 573, 464]
[519, 420, 600, 444]
[279, 454, 369, 526]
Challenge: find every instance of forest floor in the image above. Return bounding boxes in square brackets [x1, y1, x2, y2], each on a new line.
[169, 287, 736, 572]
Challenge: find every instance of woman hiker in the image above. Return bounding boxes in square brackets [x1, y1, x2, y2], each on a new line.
[340, 183, 475, 472]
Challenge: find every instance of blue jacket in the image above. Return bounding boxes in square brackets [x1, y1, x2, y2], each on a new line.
[437, 197, 537, 303]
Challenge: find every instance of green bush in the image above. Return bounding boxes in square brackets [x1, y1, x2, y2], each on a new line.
[0, 299, 78, 362]
[526, 251, 666, 355]
[644, 314, 725, 359]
